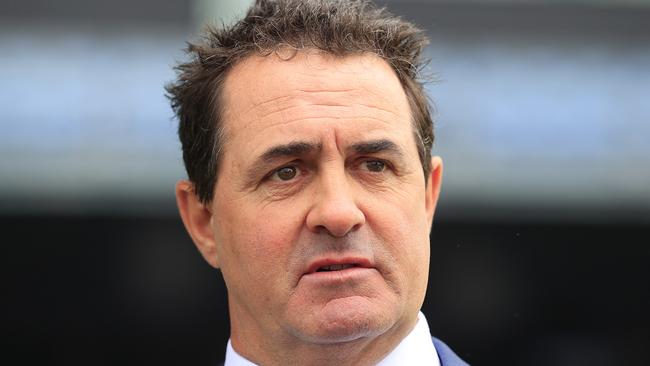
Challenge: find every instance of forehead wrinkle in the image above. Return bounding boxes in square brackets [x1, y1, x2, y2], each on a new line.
[233, 93, 405, 137]
[247, 87, 398, 114]
[277, 116, 398, 130]
[296, 88, 356, 93]
[251, 104, 400, 129]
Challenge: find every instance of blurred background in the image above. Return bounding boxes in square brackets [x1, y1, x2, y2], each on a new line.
[2, 0, 649, 365]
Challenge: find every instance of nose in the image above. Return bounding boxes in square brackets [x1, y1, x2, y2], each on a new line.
[305, 171, 366, 237]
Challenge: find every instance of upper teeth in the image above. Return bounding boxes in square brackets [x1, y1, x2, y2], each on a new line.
[319, 264, 354, 271]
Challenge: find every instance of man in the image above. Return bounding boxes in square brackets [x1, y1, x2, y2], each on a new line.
[166, 0, 468, 365]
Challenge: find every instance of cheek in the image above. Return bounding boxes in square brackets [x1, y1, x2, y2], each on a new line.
[217, 202, 304, 283]
[363, 190, 430, 274]
[365, 183, 428, 236]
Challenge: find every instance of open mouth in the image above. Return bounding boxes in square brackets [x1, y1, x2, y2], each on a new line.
[304, 257, 373, 276]
[316, 263, 358, 272]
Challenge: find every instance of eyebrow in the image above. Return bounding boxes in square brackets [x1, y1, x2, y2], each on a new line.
[260, 141, 320, 162]
[349, 139, 404, 158]
[256, 139, 402, 164]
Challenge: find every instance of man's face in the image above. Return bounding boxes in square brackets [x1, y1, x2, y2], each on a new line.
[208, 51, 440, 346]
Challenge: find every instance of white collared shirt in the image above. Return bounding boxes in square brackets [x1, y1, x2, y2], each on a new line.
[225, 311, 440, 366]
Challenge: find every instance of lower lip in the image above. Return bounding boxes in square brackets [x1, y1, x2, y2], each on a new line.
[300, 267, 377, 283]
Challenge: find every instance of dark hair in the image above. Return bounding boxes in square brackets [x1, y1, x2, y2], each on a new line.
[166, 0, 433, 203]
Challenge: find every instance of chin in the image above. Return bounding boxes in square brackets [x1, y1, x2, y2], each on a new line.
[287, 296, 397, 344]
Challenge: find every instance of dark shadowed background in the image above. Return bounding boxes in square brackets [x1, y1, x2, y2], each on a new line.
[2, 0, 649, 365]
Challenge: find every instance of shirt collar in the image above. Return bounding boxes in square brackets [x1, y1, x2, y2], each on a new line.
[225, 339, 256, 366]
[224, 311, 440, 366]
[376, 312, 440, 366]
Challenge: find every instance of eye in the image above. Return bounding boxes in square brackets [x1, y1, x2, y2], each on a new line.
[364, 160, 386, 172]
[272, 166, 298, 181]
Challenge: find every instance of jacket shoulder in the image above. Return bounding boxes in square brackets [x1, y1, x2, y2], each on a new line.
[432, 337, 470, 366]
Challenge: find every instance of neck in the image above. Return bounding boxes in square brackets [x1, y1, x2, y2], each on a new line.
[229, 310, 418, 366]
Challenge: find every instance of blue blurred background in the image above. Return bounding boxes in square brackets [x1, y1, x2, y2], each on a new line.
[2, 0, 649, 365]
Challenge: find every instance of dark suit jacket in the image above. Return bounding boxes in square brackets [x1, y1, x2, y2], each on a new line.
[432, 337, 470, 366]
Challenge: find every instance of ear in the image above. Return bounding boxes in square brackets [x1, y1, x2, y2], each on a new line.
[175, 180, 220, 269]
[424, 156, 443, 229]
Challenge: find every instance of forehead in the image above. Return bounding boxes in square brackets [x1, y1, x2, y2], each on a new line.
[219, 50, 414, 158]
[223, 51, 404, 105]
